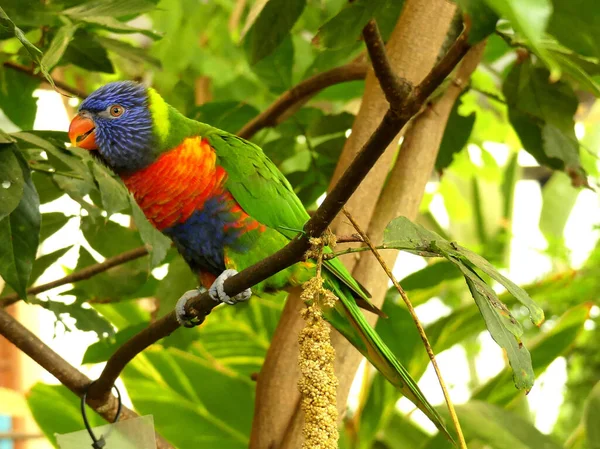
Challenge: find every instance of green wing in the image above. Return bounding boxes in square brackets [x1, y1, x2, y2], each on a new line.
[205, 129, 453, 439]
[206, 130, 371, 301]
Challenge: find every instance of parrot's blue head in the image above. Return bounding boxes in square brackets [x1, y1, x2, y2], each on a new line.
[69, 81, 157, 174]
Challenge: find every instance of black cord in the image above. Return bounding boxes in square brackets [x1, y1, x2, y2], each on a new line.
[81, 383, 122, 449]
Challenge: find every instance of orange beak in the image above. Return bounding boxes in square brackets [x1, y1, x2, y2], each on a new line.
[68, 114, 97, 150]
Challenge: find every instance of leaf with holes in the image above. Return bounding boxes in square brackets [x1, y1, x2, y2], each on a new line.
[383, 215, 544, 389]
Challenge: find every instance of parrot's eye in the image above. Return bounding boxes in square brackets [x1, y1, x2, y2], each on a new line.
[109, 104, 124, 117]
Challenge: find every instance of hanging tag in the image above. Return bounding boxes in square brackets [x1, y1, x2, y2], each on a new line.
[56, 415, 156, 449]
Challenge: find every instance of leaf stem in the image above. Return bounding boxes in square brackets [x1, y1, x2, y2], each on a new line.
[342, 208, 468, 449]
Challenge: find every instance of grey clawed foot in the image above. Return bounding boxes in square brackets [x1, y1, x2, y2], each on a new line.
[208, 269, 252, 305]
[175, 289, 204, 328]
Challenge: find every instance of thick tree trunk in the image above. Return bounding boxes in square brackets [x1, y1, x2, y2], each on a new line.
[249, 2, 459, 448]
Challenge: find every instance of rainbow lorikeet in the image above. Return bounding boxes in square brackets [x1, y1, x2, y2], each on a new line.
[68, 81, 448, 435]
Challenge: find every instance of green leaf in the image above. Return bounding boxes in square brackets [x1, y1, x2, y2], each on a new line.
[91, 164, 130, 215]
[122, 347, 254, 448]
[73, 246, 149, 303]
[39, 212, 70, 242]
[77, 16, 162, 39]
[27, 383, 105, 446]
[82, 322, 148, 364]
[379, 410, 430, 449]
[187, 292, 284, 377]
[63, 30, 115, 73]
[0, 154, 40, 298]
[541, 123, 580, 168]
[243, 0, 305, 65]
[92, 296, 152, 330]
[29, 296, 115, 336]
[249, 36, 294, 93]
[400, 261, 462, 291]
[191, 101, 260, 134]
[456, 0, 499, 44]
[315, 0, 381, 49]
[484, 0, 559, 77]
[382, 216, 544, 389]
[261, 137, 297, 166]
[0, 129, 15, 143]
[0, 68, 39, 129]
[372, 0, 404, 41]
[13, 131, 94, 184]
[0, 144, 25, 221]
[585, 381, 600, 449]
[473, 303, 591, 406]
[424, 401, 564, 449]
[462, 267, 534, 390]
[63, 0, 158, 18]
[539, 172, 579, 244]
[130, 197, 170, 267]
[503, 61, 584, 181]
[550, 49, 600, 96]
[29, 245, 72, 285]
[154, 257, 197, 317]
[81, 217, 142, 257]
[306, 112, 355, 138]
[436, 99, 476, 171]
[31, 172, 63, 204]
[96, 36, 161, 68]
[0, 7, 53, 86]
[41, 23, 79, 72]
[455, 245, 544, 324]
[548, 0, 600, 60]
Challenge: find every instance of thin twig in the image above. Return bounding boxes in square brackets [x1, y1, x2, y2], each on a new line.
[0, 246, 149, 307]
[334, 234, 364, 244]
[56, 28, 472, 404]
[3, 61, 87, 99]
[342, 208, 467, 449]
[362, 19, 411, 108]
[0, 309, 174, 449]
[237, 62, 367, 139]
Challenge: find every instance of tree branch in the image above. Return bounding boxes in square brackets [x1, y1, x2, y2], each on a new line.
[237, 62, 367, 139]
[87, 27, 471, 404]
[0, 246, 149, 308]
[3, 61, 88, 99]
[0, 308, 174, 449]
[362, 19, 411, 108]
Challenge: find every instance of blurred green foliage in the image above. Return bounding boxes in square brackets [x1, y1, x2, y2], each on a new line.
[0, 0, 598, 448]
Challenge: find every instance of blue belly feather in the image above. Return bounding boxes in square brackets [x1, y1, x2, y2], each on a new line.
[163, 196, 243, 275]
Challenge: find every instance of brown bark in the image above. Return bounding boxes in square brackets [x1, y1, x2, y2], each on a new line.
[353, 41, 487, 302]
[329, 1, 458, 272]
[250, 2, 458, 448]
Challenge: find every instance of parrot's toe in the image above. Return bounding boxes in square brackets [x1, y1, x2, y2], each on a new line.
[209, 269, 252, 305]
[175, 289, 205, 328]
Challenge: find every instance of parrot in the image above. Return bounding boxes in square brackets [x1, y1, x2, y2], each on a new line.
[68, 81, 449, 437]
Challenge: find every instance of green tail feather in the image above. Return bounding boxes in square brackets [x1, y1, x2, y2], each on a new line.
[323, 272, 453, 442]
